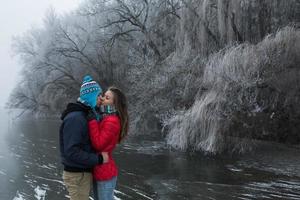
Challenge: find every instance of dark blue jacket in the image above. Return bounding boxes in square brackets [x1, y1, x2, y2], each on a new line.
[59, 102, 101, 172]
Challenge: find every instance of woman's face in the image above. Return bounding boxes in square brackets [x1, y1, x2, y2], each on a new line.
[100, 90, 114, 106]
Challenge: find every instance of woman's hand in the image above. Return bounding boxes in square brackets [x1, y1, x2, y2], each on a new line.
[101, 152, 109, 163]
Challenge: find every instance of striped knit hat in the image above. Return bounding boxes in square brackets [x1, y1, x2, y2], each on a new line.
[78, 75, 102, 108]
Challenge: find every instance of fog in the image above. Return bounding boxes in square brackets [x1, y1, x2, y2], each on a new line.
[0, 0, 80, 107]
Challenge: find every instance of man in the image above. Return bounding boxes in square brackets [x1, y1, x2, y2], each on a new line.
[59, 75, 108, 200]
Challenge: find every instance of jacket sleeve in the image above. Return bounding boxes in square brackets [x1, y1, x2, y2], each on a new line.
[88, 116, 120, 151]
[63, 115, 99, 167]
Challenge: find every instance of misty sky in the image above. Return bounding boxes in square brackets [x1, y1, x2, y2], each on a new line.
[0, 0, 81, 108]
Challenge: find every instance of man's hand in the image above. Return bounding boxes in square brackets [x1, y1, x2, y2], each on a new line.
[101, 152, 109, 163]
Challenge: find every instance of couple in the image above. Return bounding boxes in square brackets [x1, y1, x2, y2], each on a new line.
[59, 75, 128, 200]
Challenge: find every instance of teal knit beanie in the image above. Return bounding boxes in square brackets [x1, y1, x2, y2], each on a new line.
[78, 75, 102, 108]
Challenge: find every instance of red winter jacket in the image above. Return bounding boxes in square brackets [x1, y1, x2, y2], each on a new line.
[88, 115, 120, 181]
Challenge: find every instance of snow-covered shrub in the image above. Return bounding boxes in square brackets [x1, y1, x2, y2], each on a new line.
[165, 27, 300, 153]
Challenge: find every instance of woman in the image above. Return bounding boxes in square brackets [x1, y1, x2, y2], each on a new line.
[88, 86, 129, 200]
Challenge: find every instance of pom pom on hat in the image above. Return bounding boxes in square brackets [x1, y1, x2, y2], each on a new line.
[78, 75, 102, 108]
[82, 75, 93, 84]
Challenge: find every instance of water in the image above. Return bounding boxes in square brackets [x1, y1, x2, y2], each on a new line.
[0, 109, 300, 200]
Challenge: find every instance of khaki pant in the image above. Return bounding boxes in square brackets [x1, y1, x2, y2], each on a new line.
[63, 171, 92, 200]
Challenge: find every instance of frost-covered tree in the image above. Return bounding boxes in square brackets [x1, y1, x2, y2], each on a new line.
[9, 7, 130, 113]
[9, 0, 300, 153]
[165, 27, 300, 153]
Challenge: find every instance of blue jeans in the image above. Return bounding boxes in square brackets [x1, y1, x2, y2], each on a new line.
[93, 176, 117, 200]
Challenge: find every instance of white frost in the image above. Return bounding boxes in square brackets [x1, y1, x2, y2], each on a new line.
[13, 191, 25, 200]
[34, 186, 46, 200]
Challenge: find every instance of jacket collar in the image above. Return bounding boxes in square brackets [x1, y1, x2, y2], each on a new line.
[61, 102, 90, 120]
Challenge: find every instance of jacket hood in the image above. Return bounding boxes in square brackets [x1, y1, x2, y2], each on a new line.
[61, 102, 90, 120]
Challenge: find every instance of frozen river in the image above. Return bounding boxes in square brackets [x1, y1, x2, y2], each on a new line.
[0, 109, 300, 200]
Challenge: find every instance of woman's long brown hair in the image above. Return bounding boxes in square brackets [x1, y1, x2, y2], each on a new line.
[108, 86, 129, 142]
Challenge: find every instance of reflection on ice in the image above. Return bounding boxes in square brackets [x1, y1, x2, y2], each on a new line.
[31, 174, 64, 185]
[244, 180, 300, 198]
[34, 186, 47, 200]
[13, 191, 25, 200]
[226, 165, 243, 172]
[120, 137, 168, 156]
[0, 170, 6, 175]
